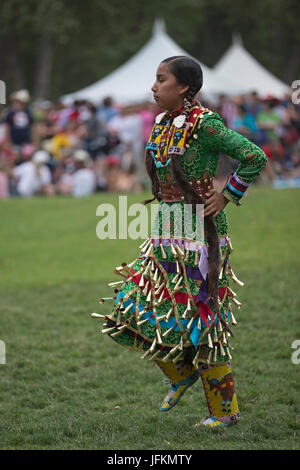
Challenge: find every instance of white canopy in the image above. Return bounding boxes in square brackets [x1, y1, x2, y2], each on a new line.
[61, 19, 243, 105]
[213, 34, 290, 98]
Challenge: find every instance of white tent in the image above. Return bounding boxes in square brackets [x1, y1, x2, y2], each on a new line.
[61, 19, 243, 105]
[213, 34, 290, 98]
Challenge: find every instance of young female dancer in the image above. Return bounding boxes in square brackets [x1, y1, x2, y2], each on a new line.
[95, 56, 267, 427]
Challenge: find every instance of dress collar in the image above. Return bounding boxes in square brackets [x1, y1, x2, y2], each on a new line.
[155, 100, 201, 124]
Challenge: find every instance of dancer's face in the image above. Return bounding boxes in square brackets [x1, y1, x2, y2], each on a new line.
[151, 62, 189, 112]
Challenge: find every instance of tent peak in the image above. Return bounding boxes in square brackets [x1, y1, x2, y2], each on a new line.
[153, 18, 166, 36]
[232, 32, 243, 46]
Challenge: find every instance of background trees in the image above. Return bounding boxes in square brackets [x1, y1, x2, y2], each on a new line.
[1, 0, 299, 101]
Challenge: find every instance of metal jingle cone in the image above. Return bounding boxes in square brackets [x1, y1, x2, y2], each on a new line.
[230, 311, 238, 325]
[137, 317, 148, 326]
[187, 315, 195, 331]
[99, 297, 114, 304]
[218, 319, 223, 332]
[208, 333, 213, 349]
[139, 274, 145, 287]
[155, 281, 164, 296]
[207, 349, 212, 364]
[141, 258, 148, 268]
[197, 316, 202, 331]
[170, 243, 178, 258]
[156, 328, 163, 344]
[192, 349, 200, 367]
[172, 273, 179, 284]
[144, 261, 151, 276]
[123, 302, 134, 315]
[230, 269, 244, 287]
[166, 308, 173, 321]
[110, 324, 127, 337]
[161, 349, 173, 363]
[139, 239, 147, 250]
[184, 247, 189, 262]
[176, 260, 181, 274]
[116, 309, 122, 324]
[140, 349, 151, 360]
[127, 258, 139, 269]
[219, 265, 224, 280]
[160, 242, 167, 259]
[228, 287, 237, 298]
[219, 341, 226, 357]
[108, 281, 123, 287]
[91, 313, 105, 318]
[157, 289, 165, 304]
[213, 345, 218, 362]
[175, 243, 184, 258]
[213, 326, 218, 343]
[155, 274, 161, 289]
[142, 281, 149, 296]
[174, 275, 183, 291]
[172, 351, 184, 364]
[145, 244, 153, 258]
[101, 326, 116, 334]
[157, 314, 167, 322]
[169, 343, 180, 355]
[153, 267, 159, 282]
[226, 347, 232, 360]
[115, 266, 125, 272]
[137, 306, 147, 318]
[162, 324, 176, 337]
[222, 332, 228, 346]
[140, 238, 150, 251]
[232, 298, 242, 309]
[150, 338, 157, 352]
[182, 306, 189, 320]
[149, 349, 162, 361]
[179, 335, 184, 351]
[146, 289, 152, 303]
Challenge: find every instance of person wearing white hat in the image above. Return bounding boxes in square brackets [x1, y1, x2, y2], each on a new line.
[13, 149, 54, 197]
[5, 89, 33, 148]
[71, 149, 96, 197]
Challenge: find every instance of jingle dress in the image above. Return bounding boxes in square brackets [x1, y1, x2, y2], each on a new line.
[96, 102, 267, 367]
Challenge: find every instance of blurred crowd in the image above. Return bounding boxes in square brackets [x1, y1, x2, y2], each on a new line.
[0, 88, 300, 199]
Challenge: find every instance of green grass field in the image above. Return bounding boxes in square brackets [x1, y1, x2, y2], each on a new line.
[1, 185, 300, 450]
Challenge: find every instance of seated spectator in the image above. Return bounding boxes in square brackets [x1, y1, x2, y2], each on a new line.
[256, 98, 281, 145]
[82, 105, 109, 159]
[55, 156, 75, 195]
[0, 160, 9, 199]
[51, 120, 82, 159]
[232, 104, 257, 140]
[97, 97, 119, 124]
[12, 150, 54, 197]
[71, 149, 96, 197]
[4, 89, 34, 149]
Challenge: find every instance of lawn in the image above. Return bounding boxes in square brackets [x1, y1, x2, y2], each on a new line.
[0, 185, 300, 450]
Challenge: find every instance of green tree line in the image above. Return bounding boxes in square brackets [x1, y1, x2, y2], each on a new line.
[1, 0, 299, 101]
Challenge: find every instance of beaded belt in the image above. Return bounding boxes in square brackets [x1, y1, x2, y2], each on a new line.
[159, 177, 214, 202]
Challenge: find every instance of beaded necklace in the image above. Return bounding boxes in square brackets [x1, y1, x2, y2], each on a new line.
[146, 101, 209, 169]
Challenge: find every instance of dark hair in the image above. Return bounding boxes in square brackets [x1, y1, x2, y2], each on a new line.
[162, 56, 203, 107]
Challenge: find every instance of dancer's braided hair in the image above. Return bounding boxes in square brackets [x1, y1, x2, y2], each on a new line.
[143, 56, 233, 335]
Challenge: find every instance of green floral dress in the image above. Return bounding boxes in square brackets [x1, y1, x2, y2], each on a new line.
[96, 108, 267, 367]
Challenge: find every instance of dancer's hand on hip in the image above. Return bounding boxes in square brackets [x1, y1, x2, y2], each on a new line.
[204, 189, 229, 217]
